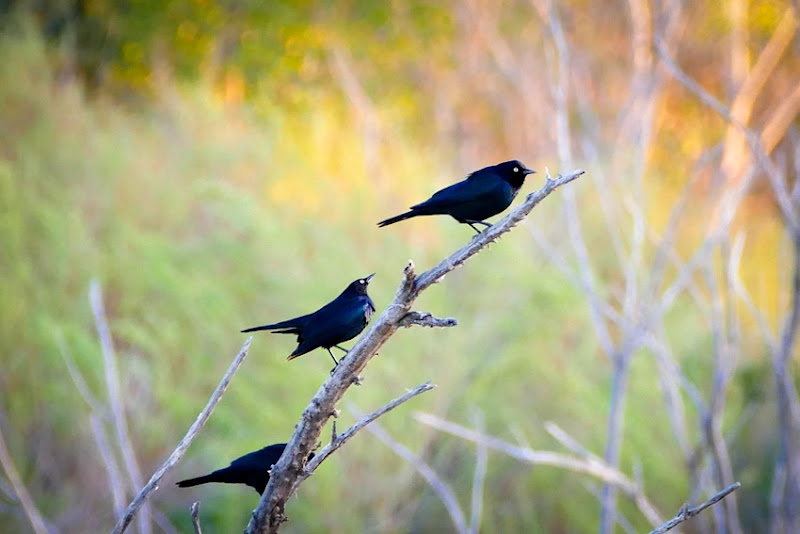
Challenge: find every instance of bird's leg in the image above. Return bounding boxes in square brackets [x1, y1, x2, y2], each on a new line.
[326, 348, 340, 367]
[333, 345, 352, 365]
[332, 345, 365, 385]
[464, 220, 492, 234]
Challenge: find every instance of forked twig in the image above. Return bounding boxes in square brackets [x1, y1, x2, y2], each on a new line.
[0, 419, 50, 534]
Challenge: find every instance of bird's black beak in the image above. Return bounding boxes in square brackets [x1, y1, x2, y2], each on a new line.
[364, 273, 375, 283]
[523, 168, 536, 175]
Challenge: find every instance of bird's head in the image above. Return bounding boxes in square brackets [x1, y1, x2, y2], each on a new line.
[346, 273, 374, 296]
[496, 160, 535, 188]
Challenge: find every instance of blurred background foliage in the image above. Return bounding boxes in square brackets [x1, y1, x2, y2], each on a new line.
[0, 0, 798, 532]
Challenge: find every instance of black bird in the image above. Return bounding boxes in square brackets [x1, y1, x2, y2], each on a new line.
[378, 160, 535, 233]
[241, 274, 376, 366]
[176, 443, 313, 495]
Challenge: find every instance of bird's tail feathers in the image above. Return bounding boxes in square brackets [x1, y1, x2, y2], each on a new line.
[377, 210, 417, 227]
[176, 466, 251, 488]
[176, 473, 221, 488]
[268, 327, 300, 335]
[241, 317, 306, 334]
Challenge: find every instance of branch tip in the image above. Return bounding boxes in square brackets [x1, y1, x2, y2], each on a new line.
[398, 311, 459, 328]
[190, 502, 202, 534]
[404, 260, 416, 282]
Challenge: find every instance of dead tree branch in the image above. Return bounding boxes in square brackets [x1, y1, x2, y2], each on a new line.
[365, 420, 469, 534]
[244, 169, 585, 534]
[111, 338, 252, 534]
[414, 412, 665, 527]
[648, 482, 742, 534]
[468, 412, 488, 534]
[0, 417, 51, 534]
[89, 280, 150, 534]
[190, 502, 203, 534]
[57, 336, 127, 519]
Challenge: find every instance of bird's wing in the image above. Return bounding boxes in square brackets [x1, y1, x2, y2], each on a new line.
[411, 176, 503, 211]
[230, 445, 284, 469]
[296, 295, 366, 343]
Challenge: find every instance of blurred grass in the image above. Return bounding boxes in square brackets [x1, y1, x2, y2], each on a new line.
[0, 25, 787, 534]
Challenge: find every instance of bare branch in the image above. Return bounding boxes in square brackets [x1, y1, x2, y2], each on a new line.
[90, 415, 127, 519]
[89, 280, 150, 534]
[771, 229, 800, 531]
[468, 412, 488, 534]
[397, 312, 458, 329]
[721, 7, 799, 180]
[0, 416, 50, 534]
[305, 381, 436, 472]
[245, 169, 584, 534]
[411, 170, 586, 293]
[658, 21, 800, 528]
[414, 412, 665, 527]
[545, 422, 601, 462]
[648, 482, 742, 534]
[56, 334, 106, 416]
[150, 508, 179, 534]
[111, 338, 252, 534]
[702, 244, 744, 534]
[57, 335, 127, 518]
[365, 421, 468, 534]
[656, 39, 800, 235]
[190, 502, 203, 534]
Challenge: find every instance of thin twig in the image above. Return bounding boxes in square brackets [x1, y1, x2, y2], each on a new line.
[703, 246, 743, 534]
[111, 338, 252, 534]
[190, 502, 203, 534]
[545, 422, 601, 461]
[57, 335, 127, 518]
[89, 280, 150, 534]
[468, 411, 488, 534]
[245, 169, 584, 534]
[365, 421, 469, 534]
[56, 335, 106, 415]
[150, 507, 179, 534]
[305, 382, 436, 472]
[415, 411, 665, 527]
[648, 482, 742, 534]
[0, 418, 50, 534]
[90, 415, 127, 519]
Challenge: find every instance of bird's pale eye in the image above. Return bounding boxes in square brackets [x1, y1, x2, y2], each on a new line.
[359, 280, 366, 284]
[513, 166, 519, 172]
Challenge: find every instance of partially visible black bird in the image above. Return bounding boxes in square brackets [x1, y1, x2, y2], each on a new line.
[176, 443, 313, 495]
[378, 160, 535, 233]
[241, 274, 376, 366]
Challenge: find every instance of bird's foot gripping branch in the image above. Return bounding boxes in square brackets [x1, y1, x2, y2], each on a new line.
[245, 169, 585, 534]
